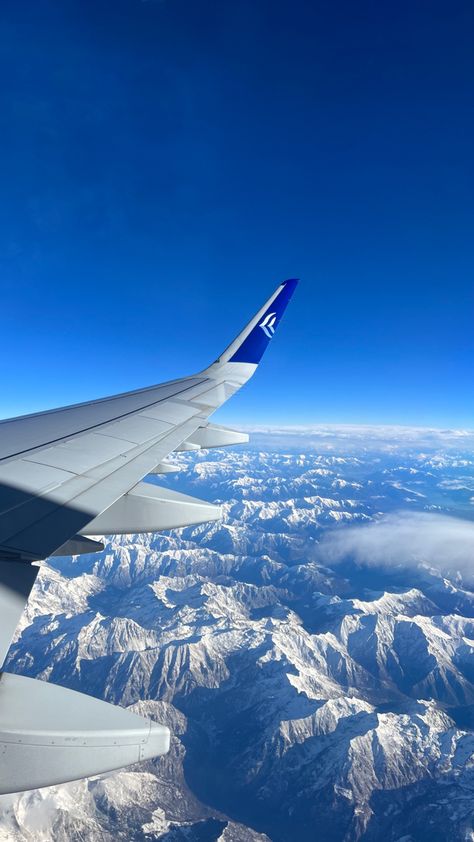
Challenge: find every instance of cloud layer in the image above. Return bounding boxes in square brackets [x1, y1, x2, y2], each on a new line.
[317, 511, 474, 576]
[243, 425, 474, 454]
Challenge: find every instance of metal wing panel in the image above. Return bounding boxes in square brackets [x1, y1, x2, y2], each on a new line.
[0, 367, 256, 562]
[95, 415, 173, 444]
[140, 401, 200, 425]
[0, 366, 254, 562]
[0, 376, 207, 460]
[0, 414, 205, 560]
[0, 279, 299, 794]
[0, 280, 298, 564]
[0, 280, 298, 562]
[24, 432, 138, 474]
[0, 460, 76, 496]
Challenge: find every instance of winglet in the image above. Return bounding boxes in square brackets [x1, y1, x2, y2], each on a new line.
[216, 279, 298, 365]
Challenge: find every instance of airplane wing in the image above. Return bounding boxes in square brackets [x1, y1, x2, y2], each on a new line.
[0, 278, 298, 794]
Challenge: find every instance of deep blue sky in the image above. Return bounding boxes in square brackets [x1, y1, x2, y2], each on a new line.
[0, 0, 473, 426]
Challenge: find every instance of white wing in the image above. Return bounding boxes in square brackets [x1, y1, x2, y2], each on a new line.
[0, 278, 298, 794]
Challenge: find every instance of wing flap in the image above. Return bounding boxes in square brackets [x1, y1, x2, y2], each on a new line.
[52, 535, 105, 557]
[81, 481, 221, 535]
[189, 423, 249, 449]
[149, 462, 181, 474]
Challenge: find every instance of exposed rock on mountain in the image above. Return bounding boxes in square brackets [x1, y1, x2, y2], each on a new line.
[2, 435, 474, 841]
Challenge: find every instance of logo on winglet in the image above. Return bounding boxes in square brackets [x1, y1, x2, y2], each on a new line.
[259, 312, 277, 339]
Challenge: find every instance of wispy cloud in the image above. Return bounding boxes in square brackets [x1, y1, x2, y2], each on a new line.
[239, 425, 474, 454]
[317, 511, 474, 577]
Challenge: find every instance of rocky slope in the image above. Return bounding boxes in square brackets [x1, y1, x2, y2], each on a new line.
[1, 432, 474, 841]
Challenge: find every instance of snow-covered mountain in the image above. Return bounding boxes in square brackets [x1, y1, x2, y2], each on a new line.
[1, 429, 474, 841]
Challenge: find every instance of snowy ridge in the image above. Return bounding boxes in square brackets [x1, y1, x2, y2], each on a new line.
[2, 439, 474, 841]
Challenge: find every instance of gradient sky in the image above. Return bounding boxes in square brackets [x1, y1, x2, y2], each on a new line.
[0, 0, 473, 426]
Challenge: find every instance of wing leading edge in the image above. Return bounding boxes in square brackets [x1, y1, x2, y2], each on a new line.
[0, 278, 298, 567]
[0, 278, 298, 794]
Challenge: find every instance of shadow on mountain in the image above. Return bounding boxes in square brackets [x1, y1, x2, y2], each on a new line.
[448, 703, 474, 729]
[158, 818, 227, 841]
[361, 771, 474, 842]
[174, 643, 379, 842]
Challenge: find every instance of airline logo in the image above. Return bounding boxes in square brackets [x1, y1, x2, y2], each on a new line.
[259, 312, 277, 339]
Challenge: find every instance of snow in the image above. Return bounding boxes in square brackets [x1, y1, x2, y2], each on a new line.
[2, 438, 474, 841]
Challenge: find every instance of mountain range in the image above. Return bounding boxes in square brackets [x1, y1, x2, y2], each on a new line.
[1, 428, 474, 841]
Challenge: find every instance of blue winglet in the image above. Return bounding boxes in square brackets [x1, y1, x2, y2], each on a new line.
[228, 279, 298, 364]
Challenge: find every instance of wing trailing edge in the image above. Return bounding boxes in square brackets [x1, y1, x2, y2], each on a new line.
[81, 483, 221, 536]
[187, 423, 249, 449]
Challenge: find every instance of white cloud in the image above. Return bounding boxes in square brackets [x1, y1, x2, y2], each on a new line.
[238, 424, 474, 454]
[317, 511, 474, 576]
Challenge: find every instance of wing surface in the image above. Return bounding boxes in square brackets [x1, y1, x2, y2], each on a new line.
[0, 278, 298, 793]
[0, 279, 298, 565]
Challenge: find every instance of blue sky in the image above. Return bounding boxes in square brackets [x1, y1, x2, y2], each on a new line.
[0, 0, 472, 426]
